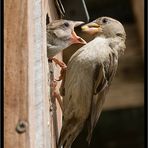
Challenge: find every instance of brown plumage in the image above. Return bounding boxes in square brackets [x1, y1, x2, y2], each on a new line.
[58, 17, 126, 148]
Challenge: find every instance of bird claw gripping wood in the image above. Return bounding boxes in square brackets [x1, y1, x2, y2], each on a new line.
[48, 60, 63, 113]
[50, 80, 63, 112]
[56, 65, 67, 81]
[49, 57, 67, 81]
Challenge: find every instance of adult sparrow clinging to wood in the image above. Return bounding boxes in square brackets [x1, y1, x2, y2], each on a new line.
[58, 16, 126, 148]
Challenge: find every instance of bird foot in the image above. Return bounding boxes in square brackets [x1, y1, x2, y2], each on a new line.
[49, 57, 67, 81]
[50, 80, 63, 112]
[56, 66, 67, 81]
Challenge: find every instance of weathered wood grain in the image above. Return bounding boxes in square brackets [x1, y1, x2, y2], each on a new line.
[4, 0, 29, 148]
[4, 0, 53, 147]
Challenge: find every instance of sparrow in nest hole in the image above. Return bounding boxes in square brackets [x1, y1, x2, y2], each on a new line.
[47, 20, 86, 111]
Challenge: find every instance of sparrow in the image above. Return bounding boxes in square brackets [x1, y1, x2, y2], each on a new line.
[47, 20, 87, 111]
[47, 19, 86, 70]
[58, 16, 126, 148]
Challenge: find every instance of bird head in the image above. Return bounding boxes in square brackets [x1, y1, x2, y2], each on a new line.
[81, 16, 126, 39]
[47, 19, 87, 47]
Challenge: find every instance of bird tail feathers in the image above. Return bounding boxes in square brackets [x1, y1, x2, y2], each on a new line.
[58, 118, 84, 148]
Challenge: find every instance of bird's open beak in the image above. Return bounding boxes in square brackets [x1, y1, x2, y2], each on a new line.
[81, 22, 102, 35]
[70, 21, 87, 44]
[73, 21, 85, 27]
[70, 31, 87, 44]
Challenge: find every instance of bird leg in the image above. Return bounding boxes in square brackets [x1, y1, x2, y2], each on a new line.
[50, 80, 63, 112]
[49, 57, 67, 81]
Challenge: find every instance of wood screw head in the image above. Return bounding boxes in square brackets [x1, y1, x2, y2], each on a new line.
[16, 120, 28, 134]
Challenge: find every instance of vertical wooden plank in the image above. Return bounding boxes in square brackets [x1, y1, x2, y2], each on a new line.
[33, 0, 46, 147]
[27, 1, 35, 147]
[41, 0, 52, 147]
[131, 0, 144, 53]
[4, 0, 30, 148]
[47, 0, 59, 20]
[46, 0, 63, 147]
[28, 0, 51, 148]
[5, 0, 51, 147]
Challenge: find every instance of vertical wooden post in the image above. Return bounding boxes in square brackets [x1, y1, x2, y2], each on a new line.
[4, 0, 30, 148]
[28, 0, 51, 148]
[4, 0, 51, 147]
[4, 0, 63, 147]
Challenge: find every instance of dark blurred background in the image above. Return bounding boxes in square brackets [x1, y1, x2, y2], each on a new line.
[62, 0, 144, 147]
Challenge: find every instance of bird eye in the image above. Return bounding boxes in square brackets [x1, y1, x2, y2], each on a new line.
[102, 18, 108, 24]
[63, 22, 70, 27]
